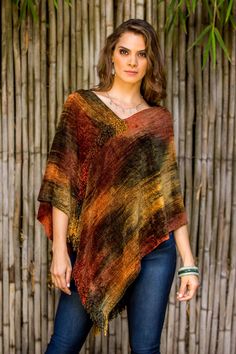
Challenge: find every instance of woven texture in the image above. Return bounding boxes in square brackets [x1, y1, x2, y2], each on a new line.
[37, 89, 188, 335]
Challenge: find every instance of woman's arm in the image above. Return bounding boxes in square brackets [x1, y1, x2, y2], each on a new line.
[50, 207, 72, 295]
[174, 224, 200, 301]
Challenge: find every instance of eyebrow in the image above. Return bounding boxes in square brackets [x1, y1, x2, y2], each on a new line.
[118, 46, 146, 53]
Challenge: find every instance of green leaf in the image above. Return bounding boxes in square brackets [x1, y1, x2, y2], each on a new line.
[179, 9, 187, 33]
[229, 14, 236, 29]
[202, 34, 212, 69]
[54, 0, 58, 10]
[211, 28, 216, 67]
[225, 0, 234, 23]
[185, 0, 191, 15]
[203, 0, 213, 21]
[192, 0, 198, 12]
[187, 24, 212, 52]
[214, 27, 231, 62]
[28, 0, 38, 22]
[19, 0, 27, 22]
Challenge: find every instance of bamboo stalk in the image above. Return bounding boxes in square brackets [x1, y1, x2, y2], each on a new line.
[34, 3, 43, 352]
[131, 0, 135, 18]
[20, 12, 29, 354]
[82, 0, 89, 88]
[76, 0, 83, 89]
[124, 0, 130, 21]
[228, 7, 236, 354]
[40, 0, 49, 352]
[106, 0, 113, 36]
[5, 1, 16, 353]
[63, 0, 70, 97]
[47, 1, 57, 343]
[115, 0, 123, 27]
[100, 0, 106, 46]
[56, 0, 64, 121]
[146, 0, 152, 23]
[223, 4, 236, 353]
[0, 77, 2, 353]
[0, 88, 2, 353]
[28, 12, 36, 354]
[48, 0, 57, 144]
[94, 0, 100, 86]
[70, 0, 77, 91]
[135, 0, 144, 19]
[1, 0, 10, 352]
[89, 0, 95, 86]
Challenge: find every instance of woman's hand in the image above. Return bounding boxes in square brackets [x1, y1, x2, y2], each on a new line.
[176, 274, 200, 301]
[50, 248, 72, 295]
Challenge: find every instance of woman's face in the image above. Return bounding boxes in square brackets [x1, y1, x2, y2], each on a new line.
[112, 31, 148, 85]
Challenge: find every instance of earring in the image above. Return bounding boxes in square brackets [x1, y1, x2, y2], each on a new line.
[111, 62, 115, 76]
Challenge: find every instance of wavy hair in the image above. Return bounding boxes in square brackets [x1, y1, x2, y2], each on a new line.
[92, 19, 166, 106]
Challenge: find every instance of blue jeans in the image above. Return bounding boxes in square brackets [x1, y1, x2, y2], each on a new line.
[45, 232, 176, 354]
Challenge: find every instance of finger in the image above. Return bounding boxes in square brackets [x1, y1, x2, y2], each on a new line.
[51, 275, 59, 289]
[65, 265, 72, 289]
[58, 273, 71, 295]
[177, 278, 188, 299]
[177, 280, 199, 301]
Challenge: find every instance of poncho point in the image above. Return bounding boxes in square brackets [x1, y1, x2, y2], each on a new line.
[37, 89, 188, 335]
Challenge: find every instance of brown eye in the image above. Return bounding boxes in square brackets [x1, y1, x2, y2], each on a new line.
[119, 49, 128, 55]
[139, 52, 146, 58]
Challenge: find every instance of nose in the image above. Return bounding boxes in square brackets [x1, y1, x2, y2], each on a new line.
[129, 55, 138, 67]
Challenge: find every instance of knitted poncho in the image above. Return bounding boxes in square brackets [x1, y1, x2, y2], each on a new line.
[37, 89, 188, 335]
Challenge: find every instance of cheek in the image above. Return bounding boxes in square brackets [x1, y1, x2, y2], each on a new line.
[140, 60, 148, 74]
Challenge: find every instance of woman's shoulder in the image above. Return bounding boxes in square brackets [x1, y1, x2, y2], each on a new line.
[63, 89, 93, 110]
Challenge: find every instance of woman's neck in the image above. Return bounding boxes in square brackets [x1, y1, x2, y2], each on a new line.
[108, 79, 142, 105]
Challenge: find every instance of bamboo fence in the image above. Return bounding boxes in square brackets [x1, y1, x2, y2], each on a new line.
[0, 0, 236, 353]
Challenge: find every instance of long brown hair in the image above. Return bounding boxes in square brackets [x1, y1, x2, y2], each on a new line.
[92, 19, 166, 106]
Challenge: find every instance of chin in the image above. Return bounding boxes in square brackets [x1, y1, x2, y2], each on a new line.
[118, 75, 144, 85]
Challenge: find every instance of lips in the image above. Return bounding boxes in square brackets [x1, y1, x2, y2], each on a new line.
[124, 71, 138, 74]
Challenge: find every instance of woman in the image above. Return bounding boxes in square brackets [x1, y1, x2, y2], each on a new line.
[37, 19, 199, 354]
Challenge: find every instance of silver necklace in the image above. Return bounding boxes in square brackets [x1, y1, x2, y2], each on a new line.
[105, 91, 145, 115]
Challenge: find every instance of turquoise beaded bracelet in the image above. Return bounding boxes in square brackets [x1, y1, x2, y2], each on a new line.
[178, 266, 199, 278]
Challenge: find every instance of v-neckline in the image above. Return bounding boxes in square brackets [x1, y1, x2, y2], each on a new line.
[89, 89, 156, 122]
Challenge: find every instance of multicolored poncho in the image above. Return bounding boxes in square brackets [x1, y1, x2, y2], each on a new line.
[37, 89, 188, 335]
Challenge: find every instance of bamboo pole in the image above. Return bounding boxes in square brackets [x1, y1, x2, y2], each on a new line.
[0, 74, 2, 353]
[146, 0, 152, 24]
[115, 0, 123, 27]
[56, 0, 64, 121]
[228, 5, 236, 354]
[12, 3, 22, 353]
[1, 1, 10, 353]
[131, 0, 135, 18]
[222, 23, 236, 354]
[135, 0, 144, 19]
[206, 42, 217, 354]
[27, 12, 36, 354]
[94, 0, 100, 86]
[124, 0, 130, 21]
[76, 0, 83, 89]
[100, 0, 106, 45]
[89, 0, 95, 86]
[48, 0, 57, 144]
[47, 1, 57, 344]
[40, 0, 49, 351]
[63, 0, 70, 97]
[82, 0, 89, 88]
[106, 0, 113, 36]
[20, 12, 30, 354]
[0, 82, 2, 354]
[5, 2, 15, 353]
[70, 0, 77, 91]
